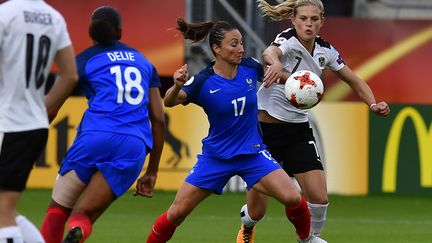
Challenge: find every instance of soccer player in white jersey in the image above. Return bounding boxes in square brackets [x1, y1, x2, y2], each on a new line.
[236, 1, 390, 243]
[0, 0, 78, 242]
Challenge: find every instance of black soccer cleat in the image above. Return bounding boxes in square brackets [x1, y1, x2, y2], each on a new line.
[62, 227, 83, 243]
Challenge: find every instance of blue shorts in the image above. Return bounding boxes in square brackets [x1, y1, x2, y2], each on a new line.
[59, 131, 148, 198]
[185, 150, 281, 194]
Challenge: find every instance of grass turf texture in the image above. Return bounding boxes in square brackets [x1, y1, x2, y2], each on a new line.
[19, 189, 432, 242]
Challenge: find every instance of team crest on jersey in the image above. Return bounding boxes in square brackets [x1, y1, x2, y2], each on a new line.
[318, 56, 325, 67]
[246, 78, 255, 90]
[246, 78, 254, 90]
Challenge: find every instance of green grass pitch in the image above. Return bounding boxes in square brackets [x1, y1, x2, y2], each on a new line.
[19, 189, 432, 242]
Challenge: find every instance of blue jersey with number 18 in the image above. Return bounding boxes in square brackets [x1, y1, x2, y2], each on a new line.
[75, 41, 161, 150]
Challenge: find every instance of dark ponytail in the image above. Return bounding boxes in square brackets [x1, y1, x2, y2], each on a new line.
[176, 17, 236, 55]
[176, 17, 215, 42]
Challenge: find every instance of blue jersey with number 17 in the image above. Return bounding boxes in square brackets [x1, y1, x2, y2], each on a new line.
[75, 41, 161, 151]
[182, 58, 265, 159]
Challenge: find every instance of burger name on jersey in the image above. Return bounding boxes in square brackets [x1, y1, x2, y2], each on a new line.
[23, 11, 52, 25]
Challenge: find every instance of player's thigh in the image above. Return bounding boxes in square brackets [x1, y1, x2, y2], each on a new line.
[52, 170, 86, 208]
[261, 122, 323, 175]
[73, 171, 115, 223]
[253, 169, 301, 207]
[294, 170, 328, 203]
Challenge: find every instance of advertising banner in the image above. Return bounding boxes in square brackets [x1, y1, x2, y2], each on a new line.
[28, 100, 371, 195]
[369, 105, 432, 194]
[318, 18, 432, 104]
[25, 17, 432, 195]
[311, 103, 369, 195]
[27, 98, 208, 191]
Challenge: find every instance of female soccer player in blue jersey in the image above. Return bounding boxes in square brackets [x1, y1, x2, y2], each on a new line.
[236, 1, 390, 243]
[39, 6, 165, 243]
[140, 17, 314, 243]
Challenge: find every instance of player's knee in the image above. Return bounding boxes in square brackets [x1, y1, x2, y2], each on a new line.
[48, 199, 72, 213]
[307, 194, 328, 205]
[282, 193, 302, 208]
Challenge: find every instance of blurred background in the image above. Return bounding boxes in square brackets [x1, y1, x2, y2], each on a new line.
[26, 0, 432, 196]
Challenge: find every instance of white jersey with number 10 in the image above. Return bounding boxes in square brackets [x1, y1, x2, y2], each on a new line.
[0, 0, 71, 132]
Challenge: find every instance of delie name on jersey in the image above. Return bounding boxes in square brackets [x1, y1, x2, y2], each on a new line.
[23, 11, 52, 25]
[107, 51, 135, 62]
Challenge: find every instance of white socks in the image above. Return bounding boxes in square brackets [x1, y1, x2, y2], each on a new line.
[308, 202, 329, 236]
[240, 204, 259, 228]
[240, 202, 328, 234]
[0, 226, 23, 243]
[0, 215, 45, 243]
[15, 215, 45, 243]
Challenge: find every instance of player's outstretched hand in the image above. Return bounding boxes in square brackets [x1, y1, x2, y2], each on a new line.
[370, 101, 390, 116]
[134, 174, 157, 198]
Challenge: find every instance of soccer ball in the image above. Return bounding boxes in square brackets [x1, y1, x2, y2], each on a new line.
[284, 70, 324, 109]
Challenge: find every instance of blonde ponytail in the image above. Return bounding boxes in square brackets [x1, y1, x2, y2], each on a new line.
[257, 0, 296, 21]
[257, 0, 324, 21]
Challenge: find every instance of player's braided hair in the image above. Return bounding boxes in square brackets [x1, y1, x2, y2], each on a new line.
[176, 17, 237, 55]
[257, 0, 324, 21]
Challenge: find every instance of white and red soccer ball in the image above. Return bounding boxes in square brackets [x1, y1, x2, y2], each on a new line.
[284, 70, 324, 109]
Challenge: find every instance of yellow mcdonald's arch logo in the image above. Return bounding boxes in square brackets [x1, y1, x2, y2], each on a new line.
[382, 107, 432, 192]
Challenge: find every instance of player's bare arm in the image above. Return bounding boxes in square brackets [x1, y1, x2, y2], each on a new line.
[164, 64, 188, 107]
[45, 46, 79, 122]
[136, 87, 166, 198]
[335, 65, 390, 116]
